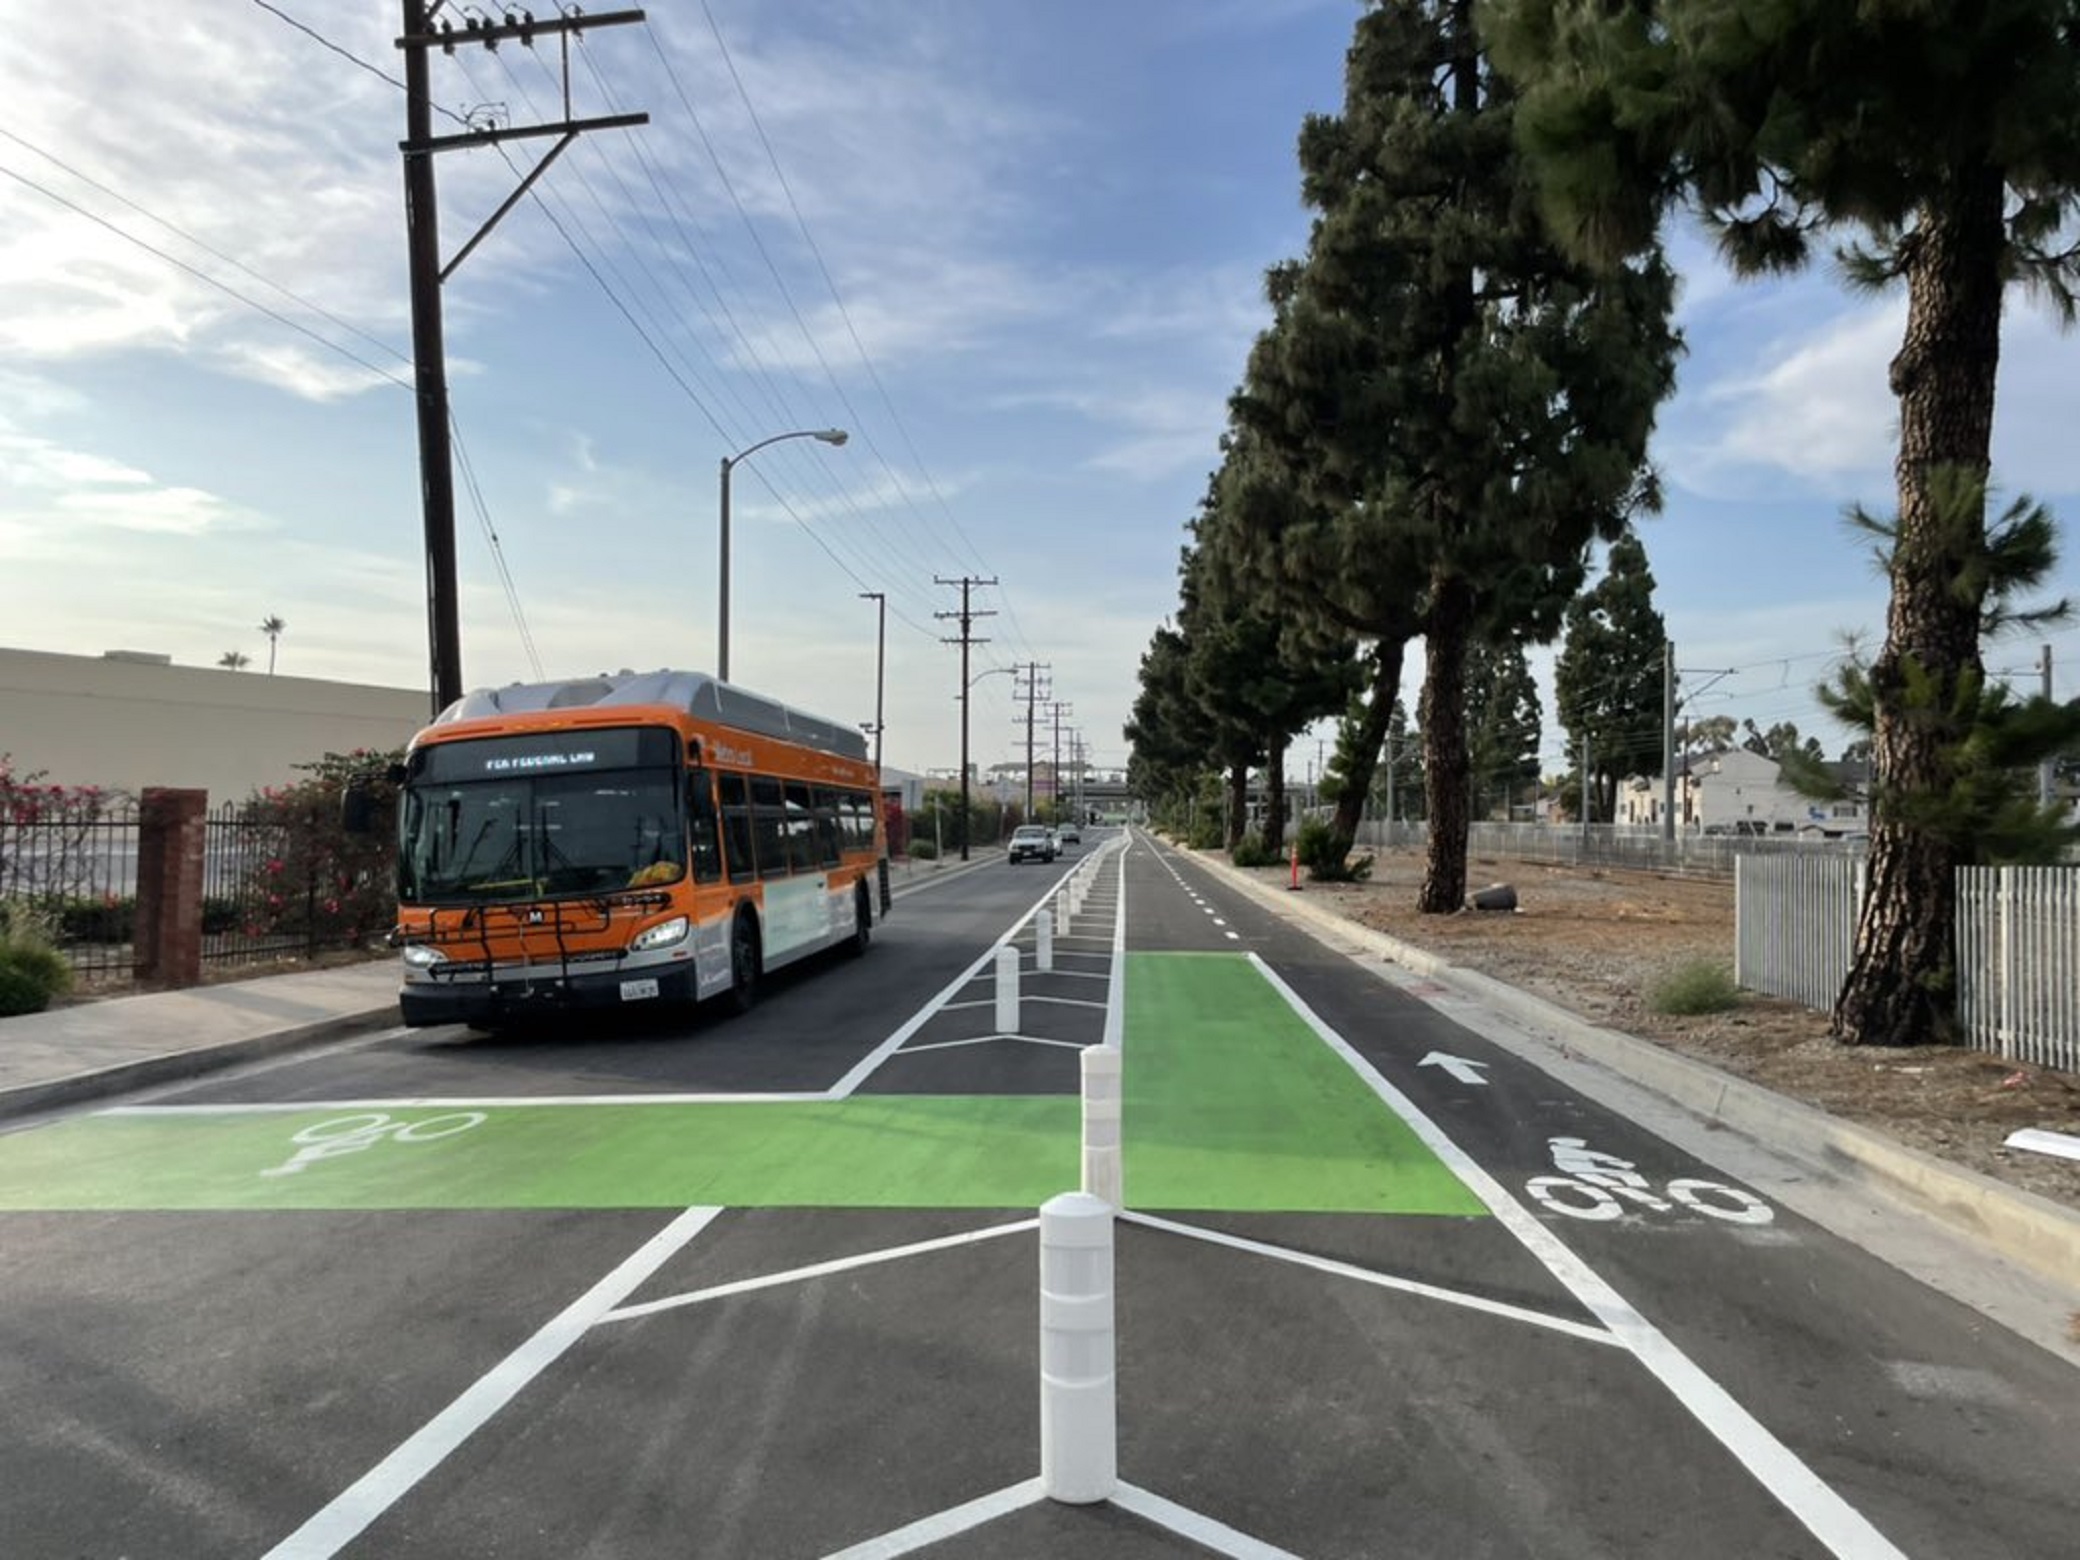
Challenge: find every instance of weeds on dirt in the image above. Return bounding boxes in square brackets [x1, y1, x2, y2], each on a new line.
[1649, 959, 1743, 1016]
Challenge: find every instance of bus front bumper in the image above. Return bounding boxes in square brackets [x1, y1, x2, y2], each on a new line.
[399, 958, 703, 1028]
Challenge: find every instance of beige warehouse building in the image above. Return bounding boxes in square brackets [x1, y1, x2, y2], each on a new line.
[0, 646, 429, 803]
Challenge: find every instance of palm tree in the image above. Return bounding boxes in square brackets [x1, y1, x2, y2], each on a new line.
[259, 615, 285, 675]
[218, 650, 250, 671]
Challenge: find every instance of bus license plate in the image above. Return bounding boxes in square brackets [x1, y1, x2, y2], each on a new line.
[620, 978, 660, 1002]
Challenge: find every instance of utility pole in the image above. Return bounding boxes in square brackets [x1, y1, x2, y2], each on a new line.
[397, 1, 647, 716]
[2042, 643, 2057, 808]
[1049, 701, 1072, 819]
[1015, 662, 1050, 817]
[1661, 638, 1677, 845]
[859, 592, 886, 773]
[1581, 730, 1592, 848]
[936, 575, 996, 861]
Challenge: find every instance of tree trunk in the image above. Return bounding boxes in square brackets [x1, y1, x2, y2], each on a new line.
[1263, 737, 1288, 852]
[1226, 763, 1248, 852]
[1832, 171, 2007, 1048]
[1332, 638, 1409, 851]
[1420, 571, 1474, 913]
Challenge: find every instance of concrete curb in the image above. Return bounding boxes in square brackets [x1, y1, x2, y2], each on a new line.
[0, 1006, 401, 1122]
[1200, 851, 2080, 1296]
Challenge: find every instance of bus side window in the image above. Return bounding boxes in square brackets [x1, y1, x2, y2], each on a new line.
[719, 772, 757, 884]
[784, 782, 820, 872]
[752, 776, 791, 879]
[687, 767, 723, 884]
[810, 786, 843, 867]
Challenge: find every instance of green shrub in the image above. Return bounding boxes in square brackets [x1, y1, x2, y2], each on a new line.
[0, 909, 72, 1016]
[0, 961, 47, 1017]
[1231, 836, 1280, 869]
[1649, 960, 1742, 1016]
[908, 840, 938, 861]
[1185, 815, 1225, 850]
[56, 896, 134, 943]
[1298, 819, 1373, 881]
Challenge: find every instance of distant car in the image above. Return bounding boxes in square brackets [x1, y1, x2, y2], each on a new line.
[1008, 824, 1056, 864]
[1056, 820, 1081, 846]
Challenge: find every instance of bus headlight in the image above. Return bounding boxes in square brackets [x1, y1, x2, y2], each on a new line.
[401, 944, 448, 968]
[631, 916, 690, 952]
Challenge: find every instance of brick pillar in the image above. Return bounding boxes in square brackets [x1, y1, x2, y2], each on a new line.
[135, 788, 207, 988]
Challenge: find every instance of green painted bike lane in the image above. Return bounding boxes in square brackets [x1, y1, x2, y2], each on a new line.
[0, 954, 1482, 1217]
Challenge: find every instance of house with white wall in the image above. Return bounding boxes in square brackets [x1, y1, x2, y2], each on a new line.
[1618, 747, 1870, 835]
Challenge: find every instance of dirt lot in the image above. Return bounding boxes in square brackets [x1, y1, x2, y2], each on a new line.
[1226, 848, 2080, 1216]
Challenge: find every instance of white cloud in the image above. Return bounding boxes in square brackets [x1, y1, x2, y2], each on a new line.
[1663, 298, 1902, 497]
[54, 485, 241, 537]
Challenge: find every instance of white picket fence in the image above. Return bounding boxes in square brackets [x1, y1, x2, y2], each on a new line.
[1736, 856, 2080, 1072]
[1734, 854, 1864, 1012]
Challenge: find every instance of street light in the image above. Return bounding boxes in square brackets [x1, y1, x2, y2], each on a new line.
[717, 427, 848, 682]
[859, 591, 886, 774]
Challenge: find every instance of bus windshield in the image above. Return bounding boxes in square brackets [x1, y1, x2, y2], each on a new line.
[399, 729, 684, 905]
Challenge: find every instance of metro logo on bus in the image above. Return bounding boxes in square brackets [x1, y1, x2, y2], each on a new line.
[709, 741, 755, 768]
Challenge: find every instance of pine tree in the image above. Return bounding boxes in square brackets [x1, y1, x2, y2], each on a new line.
[1783, 486, 2080, 878]
[1466, 635, 1543, 820]
[1235, 0, 1677, 912]
[1484, 0, 2080, 1042]
[1555, 531, 1667, 823]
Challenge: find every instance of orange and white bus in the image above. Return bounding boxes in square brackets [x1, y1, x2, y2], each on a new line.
[385, 669, 887, 1029]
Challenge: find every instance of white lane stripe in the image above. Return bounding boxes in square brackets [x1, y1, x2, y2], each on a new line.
[894, 1034, 1086, 1055]
[107, 1094, 824, 1115]
[826, 878, 1071, 1099]
[601, 1218, 1039, 1323]
[1244, 953, 1909, 1560]
[261, 1205, 721, 1560]
[1024, 995, 1108, 1011]
[1123, 1212, 1617, 1347]
[1111, 1483, 1305, 1560]
[816, 1478, 1045, 1560]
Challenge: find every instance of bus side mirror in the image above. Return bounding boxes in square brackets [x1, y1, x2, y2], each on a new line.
[341, 782, 378, 836]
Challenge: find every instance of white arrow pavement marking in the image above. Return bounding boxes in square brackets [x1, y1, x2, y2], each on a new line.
[1418, 1051, 1490, 1086]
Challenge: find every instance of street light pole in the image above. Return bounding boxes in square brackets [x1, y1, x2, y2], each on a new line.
[860, 591, 886, 773]
[717, 427, 848, 682]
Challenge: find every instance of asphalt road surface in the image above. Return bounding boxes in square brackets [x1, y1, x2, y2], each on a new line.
[1, 828, 2073, 1559]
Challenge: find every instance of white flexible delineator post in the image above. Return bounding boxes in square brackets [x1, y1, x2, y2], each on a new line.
[1039, 1190, 1117, 1504]
[1036, 908, 1054, 972]
[1081, 1045, 1123, 1208]
[1055, 896, 1072, 936]
[996, 945, 1020, 1032]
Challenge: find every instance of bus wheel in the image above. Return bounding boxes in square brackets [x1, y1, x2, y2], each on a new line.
[728, 912, 762, 1014]
[847, 883, 871, 957]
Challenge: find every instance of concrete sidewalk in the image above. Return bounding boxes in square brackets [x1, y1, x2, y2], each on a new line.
[0, 960, 401, 1120]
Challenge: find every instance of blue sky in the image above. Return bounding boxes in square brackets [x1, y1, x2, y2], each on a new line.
[1, 1, 2075, 785]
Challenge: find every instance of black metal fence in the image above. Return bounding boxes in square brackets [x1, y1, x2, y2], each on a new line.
[0, 793, 141, 982]
[203, 799, 331, 967]
[1, 791, 393, 987]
